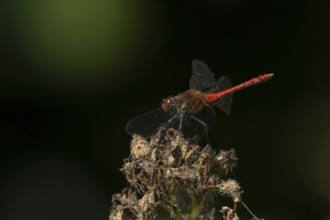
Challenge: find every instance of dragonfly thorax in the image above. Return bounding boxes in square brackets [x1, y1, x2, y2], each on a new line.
[161, 89, 207, 114]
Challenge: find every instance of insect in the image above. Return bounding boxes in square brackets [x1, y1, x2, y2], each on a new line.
[126, 60, 273, 140]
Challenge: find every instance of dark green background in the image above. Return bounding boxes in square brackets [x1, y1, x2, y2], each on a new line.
[1, 0, 330, 219]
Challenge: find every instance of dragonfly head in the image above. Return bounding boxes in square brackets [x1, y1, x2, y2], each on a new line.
[161, 96, 176, 112]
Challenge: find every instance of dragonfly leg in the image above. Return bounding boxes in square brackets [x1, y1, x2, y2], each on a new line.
[162, 113, 180, 130]
[179, 111, 183, 131]
[190, 115, 209, 144]
[168, 113, 179, 123]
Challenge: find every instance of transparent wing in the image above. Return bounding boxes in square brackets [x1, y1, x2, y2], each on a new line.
[213, 75, 233, 115]
[127, 106, 216, 140]
[190, 60, 217, 91]
[181, 106, 216, 139]
[126, 107, 176, 137]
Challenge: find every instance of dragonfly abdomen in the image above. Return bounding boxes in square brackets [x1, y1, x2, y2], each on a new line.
[204, 73, 274, 104]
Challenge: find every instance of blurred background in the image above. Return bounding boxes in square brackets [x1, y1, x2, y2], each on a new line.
[1, 0, 330, 219]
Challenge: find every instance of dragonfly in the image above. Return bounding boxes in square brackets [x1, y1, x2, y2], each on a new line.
[126, 60, 273, 141]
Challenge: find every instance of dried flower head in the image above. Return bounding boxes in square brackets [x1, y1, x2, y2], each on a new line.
[131, 134, 151, 159]
[217, 179, 242, 203]
[110, 128, 261, 220]
[220, 206, 239, 220]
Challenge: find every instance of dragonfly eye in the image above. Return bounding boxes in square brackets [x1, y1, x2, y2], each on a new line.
[161, 96, 174, 112]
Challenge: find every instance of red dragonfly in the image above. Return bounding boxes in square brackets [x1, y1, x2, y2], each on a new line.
[126, 60, 273, 140]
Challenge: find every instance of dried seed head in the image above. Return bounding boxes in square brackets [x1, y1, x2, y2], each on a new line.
[181, 141, 198, 161]
[215, 148, 238, 175]
[109, 207, 123, 220]
[130, 134, 151, 159]
[110, 190, 138, 220]
[110, 128, 261, 220]
[137, 190, 156, 219]
[220, 206, 240, 220]
[217, 179, 242, 203]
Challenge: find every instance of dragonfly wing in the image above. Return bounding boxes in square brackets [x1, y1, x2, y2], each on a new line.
[126, 107, 176, 137]
[182, 106, 216, 139]
[214, 75, 233, 115]
[190, 60, 217, 91]
[216, 75, 233, 90]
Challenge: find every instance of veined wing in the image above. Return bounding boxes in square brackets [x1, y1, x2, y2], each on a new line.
[213, 75, 233, 115]
[126, 107, 176, 137]
[190, 60, 217, 91]
[181, 106, 216, 139]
